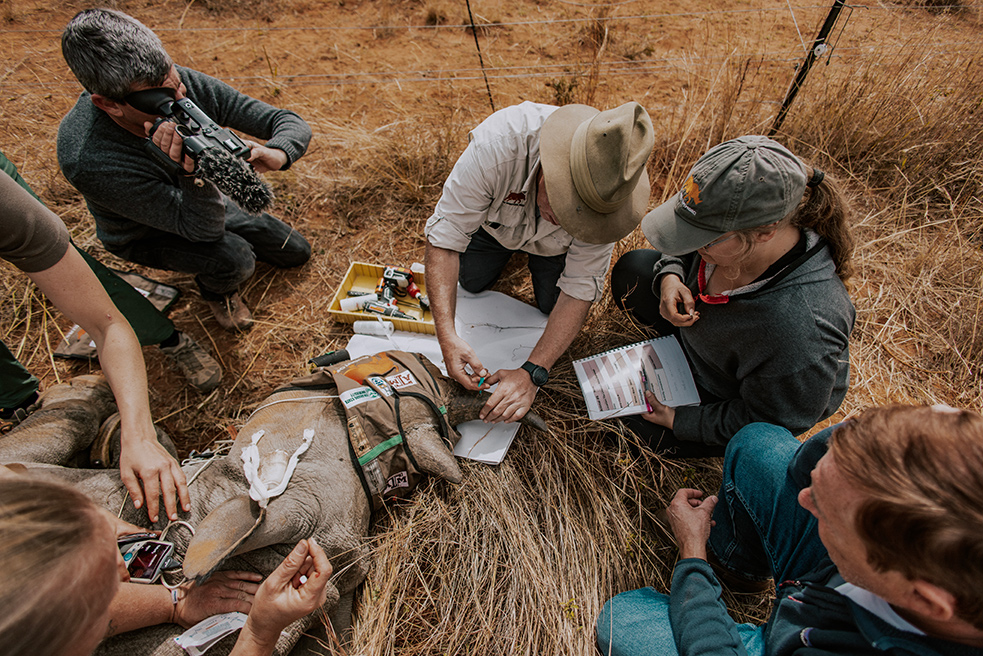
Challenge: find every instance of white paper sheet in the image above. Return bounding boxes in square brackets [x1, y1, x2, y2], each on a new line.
[572, 335, 700, 420]
[344, 287, 547, 464]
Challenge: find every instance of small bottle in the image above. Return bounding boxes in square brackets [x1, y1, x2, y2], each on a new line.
[340, 294, 378, 312]
[353, 320, 395, 336]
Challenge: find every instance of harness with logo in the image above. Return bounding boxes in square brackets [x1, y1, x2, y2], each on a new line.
[284, 351, 458, 510]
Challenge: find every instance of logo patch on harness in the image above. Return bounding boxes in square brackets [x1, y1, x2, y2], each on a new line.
[383, 470, 410, 495]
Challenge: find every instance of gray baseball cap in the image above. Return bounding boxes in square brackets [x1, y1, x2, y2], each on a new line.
[641, 135, 808, 255]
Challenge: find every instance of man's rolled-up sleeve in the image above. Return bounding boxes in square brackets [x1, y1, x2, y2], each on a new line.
[425, 139, 497, 253]
[557, 240, 614, 302]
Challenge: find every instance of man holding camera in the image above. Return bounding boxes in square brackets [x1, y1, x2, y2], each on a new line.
[57, 9, 311, 331]
[598, 405, 983, 656]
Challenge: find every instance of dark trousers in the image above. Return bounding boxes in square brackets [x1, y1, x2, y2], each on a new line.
[73, 245, 174, 346]
[0, 342, 38, 409]
[112, 200, 310, 301]
[458, 228, 566, 314]
[610, 248, 682, 335]
[612, 249, 722, 457]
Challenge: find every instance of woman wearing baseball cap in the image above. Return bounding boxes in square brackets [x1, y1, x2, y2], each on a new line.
[612, 136, 855, 457]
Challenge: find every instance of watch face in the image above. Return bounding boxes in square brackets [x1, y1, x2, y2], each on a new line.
[523, 362, 549, 386]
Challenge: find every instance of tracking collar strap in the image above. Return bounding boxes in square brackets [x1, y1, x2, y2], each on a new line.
[363, 374, 423, 474]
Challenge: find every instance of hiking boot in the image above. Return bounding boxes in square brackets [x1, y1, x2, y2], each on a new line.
[160, 332, 223, 392]
[0, 391, 40, 434]
[206, 292, 253, 332]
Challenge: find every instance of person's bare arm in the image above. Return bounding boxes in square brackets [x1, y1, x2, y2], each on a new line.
[27, 247, 189, 522]
[482, 292, 591, 422]
[425, 242, 488, 390]
[105, 571, 261, 637]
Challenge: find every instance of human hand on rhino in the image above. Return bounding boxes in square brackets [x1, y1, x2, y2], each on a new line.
[234, 538, 332, 655]
[480, 367, 538, 423]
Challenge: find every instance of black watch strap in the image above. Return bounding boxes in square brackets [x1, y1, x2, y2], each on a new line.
[520, 360, 549, 386]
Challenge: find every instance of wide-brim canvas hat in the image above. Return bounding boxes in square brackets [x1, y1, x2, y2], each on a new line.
[641, 135, 808, 255]
[540, 101, 655, 244]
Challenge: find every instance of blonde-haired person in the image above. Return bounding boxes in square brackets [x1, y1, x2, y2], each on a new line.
[0, 476, 330, 656]
[598, 405, 983, 655]
[611, 136, 855, 456]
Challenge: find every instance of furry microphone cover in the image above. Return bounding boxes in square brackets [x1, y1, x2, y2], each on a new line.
[197, 147, 275, 215]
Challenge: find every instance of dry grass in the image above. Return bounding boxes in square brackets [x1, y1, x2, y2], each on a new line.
[3, 2, 983, 655]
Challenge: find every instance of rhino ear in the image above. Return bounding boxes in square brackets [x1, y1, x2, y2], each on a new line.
[184, 495, 265, 583]
[404, 425, 463, 484]
[184, 495, 309, 583]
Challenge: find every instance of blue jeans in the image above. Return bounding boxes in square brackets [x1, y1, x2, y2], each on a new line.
[112, 199, 310, 301]
[597, 587, 765, 656]
[708, 423, 828, 584]
[598, 423, 831, 655]
[458, 228, 566, 313]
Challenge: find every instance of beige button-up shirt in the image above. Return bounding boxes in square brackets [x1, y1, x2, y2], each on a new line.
[425, 101, 613, 303]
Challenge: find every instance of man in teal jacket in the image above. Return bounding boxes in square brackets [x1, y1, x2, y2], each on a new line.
[598, 405, 983, 656]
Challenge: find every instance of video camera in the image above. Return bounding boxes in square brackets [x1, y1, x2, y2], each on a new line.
[125, 87, 274, 215]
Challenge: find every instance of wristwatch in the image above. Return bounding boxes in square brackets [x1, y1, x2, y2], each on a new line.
[520, 361, 549, 387]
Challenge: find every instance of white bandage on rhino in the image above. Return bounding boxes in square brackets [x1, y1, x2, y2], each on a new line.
[241, 428, 314, 509]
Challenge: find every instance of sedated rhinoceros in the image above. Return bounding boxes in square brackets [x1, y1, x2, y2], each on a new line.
[0, 351, 546, 655]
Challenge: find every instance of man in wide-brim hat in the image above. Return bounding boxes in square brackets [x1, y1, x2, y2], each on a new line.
[425, 100, 655, 423]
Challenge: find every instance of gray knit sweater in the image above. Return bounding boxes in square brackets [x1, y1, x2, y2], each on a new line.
[57, 66, 311, 248]
[654, 234, 855, 445]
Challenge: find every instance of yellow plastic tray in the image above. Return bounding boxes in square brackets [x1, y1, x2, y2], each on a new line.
[328, 261, 435, 335]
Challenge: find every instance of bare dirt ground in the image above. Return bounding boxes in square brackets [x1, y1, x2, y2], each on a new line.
[2, 1, 983, 654]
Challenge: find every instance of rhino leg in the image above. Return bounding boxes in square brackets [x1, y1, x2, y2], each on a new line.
[0, 375, 116, 466]
[89, 412, 177, 468]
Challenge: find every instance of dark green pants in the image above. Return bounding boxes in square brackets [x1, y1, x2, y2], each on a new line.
[0, 150, 175, 407]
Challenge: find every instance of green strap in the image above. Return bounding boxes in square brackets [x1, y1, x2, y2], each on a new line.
[357, 434, 404, 466]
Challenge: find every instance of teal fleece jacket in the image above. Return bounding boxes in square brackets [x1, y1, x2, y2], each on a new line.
[667, 433, 979, 656]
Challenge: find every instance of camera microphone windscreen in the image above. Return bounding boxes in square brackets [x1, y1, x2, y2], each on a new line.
[197, 147, 275, 215]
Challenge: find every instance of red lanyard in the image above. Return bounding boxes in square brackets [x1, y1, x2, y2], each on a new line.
[697, 259, 730, 305]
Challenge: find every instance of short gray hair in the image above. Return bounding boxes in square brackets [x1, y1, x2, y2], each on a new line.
[61, 8, 173, 99]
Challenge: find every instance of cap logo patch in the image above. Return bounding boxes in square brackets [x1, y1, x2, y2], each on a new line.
[679, 176, 703, 214]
